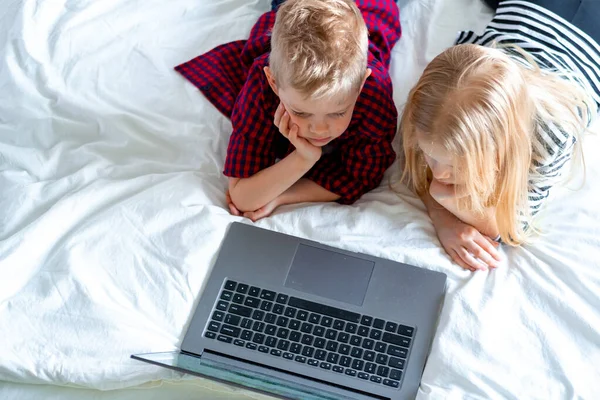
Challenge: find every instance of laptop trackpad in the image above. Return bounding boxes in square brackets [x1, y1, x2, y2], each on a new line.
[284, 244, 374, 306]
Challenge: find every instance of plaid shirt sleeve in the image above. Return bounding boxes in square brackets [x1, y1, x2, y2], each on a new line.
[304, 61, 398, 204]
[357, 0, 401, 69]
[224, 58, 279, 178]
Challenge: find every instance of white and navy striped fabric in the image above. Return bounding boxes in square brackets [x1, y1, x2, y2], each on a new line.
[456, 0, 600, 218]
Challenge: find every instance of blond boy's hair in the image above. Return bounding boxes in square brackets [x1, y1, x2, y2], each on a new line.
[400, 44, 591, 245]
[270, 0, 369, 99]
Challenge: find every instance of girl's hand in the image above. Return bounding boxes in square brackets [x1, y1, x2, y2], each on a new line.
[432, 206, 501, 271]
[274, 103, 322, 164]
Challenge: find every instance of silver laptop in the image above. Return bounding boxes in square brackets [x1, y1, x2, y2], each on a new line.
[132, 222, 446, 399]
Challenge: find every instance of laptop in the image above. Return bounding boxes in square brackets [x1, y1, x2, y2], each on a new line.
[132, 222, 446, 400]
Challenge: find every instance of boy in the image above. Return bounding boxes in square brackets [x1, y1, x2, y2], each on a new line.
[176, 0, 401, 221]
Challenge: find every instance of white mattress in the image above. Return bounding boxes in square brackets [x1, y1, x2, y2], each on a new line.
[1, 0, 599, 398]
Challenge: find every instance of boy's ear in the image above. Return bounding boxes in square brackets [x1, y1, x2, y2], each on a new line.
[359, 68, 372, 92]
[264, 67, 279, 95]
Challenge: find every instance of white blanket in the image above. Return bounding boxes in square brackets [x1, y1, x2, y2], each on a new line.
[1, 0, 599, 398]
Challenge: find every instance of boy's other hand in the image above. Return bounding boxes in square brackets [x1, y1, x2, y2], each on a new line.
[226, 189, 280, 221]
[274, 103, 322, 164]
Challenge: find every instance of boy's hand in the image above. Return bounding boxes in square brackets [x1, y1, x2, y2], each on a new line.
[226, 190, 280, 221]
[274, 103, 322, 164]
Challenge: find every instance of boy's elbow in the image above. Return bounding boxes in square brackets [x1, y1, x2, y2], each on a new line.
[229, 187, 259, 212]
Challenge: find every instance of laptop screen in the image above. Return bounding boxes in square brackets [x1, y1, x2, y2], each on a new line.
[131, 351, 351, 400]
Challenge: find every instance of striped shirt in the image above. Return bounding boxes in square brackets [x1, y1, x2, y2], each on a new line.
[456, 0, 600, 218]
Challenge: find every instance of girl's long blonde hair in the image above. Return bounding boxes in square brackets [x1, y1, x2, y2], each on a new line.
[401, 44, 591, 245]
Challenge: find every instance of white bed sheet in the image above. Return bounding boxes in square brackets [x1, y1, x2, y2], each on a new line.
[1, 0, 599, 399]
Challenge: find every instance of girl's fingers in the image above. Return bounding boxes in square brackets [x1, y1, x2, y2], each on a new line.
[451, 249, 476, 271]
[458, 247, 487, 271]
[475, 237, 501, 265]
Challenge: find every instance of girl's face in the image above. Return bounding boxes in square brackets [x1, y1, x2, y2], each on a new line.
[417, 134, 462, 186]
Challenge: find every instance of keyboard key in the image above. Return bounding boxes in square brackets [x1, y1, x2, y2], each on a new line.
[224, 280, 237, 290]
[361, 316, 373, 326]
[260, 301, 273, 312]
[363, 350, 376, 362]
[224, 314, 241, 326]
[397, 324, 414, 337]
[265, 337, 277, 347]
[208, 321, 220, 332]
[339, 344, 351, 355]
[289, 320, 301, 330]
[309, 313, 321, 324]
[246, 342, 257, 350]
[265, 325, 277, 336]
[326, 341, 338, 352]
[228, 304, 252, 317]
[295, 355, 307, 363]
[220, 324, 240, 338]
[345, 323, 357, 334]
[321, 316, 333, 327]
[385, 322, 398, 332]
[314, 338, 326, 349]
[252, 310, 265, 321]
[373, 318, 385, 329]
[205, 331, 216, 339]
[308, 359, 319, 367]
[362, 339, 375, 350]
[319, 362, 332, 370]
[383, 379, 399, 388]
[220, 291, 233, 301]
[376, 353, 388, 365]
[358, 372, 369, 380]
[326, 329, 337, 340]
[236, 283, 248, 294]
[297, 311, 309, 321]
[340, 356, 352, 367]
[338, 332, 350, 343]
[258, 345, 269, 353]
[241, 330, 253, 341]
[315, 350, 327, 360]
[249, 286, 260, 297]
[351, 347, 363, 358]
[276, 316, 289, 327]
[284, 307, 296, 318]
[382, 333, 411, 348]
[370, 375, 382, 384]
[244, 297, 260, 308]
[252, 321, 265, 332]
[365, 362, 377, 374]
[234, 339, 245, 347]
[390, 369, 402, 381]
[301, 335, 314, 346]
[333, 320, 345, 330]
[276, 328, 290, 339]
[212, 311, 225, 321]
[375, 342, 387, 353]
[358, 326, 370, 337]
[313, 326, 325, 337]
[387, 345, 408, 358]
[288, 297, 360, 323]
[289, 331, 302, 342]
[350, 335, 362, 346]
[264, 313, 277, 324]
[301, 323, 313, 333]
[345, 369, 357, 377]
[377, 365, 390, 378]
[276, 294, 289, 304]
[333, 366, 344, 373]
[252, 333, 265, 344]
[290, 343, 302, 354]
[273, 304, 285, 315]
[216, 301, 229, 311]
[327, 353, 339, 364]
[283, 352, 294, 360]
[277, 340, 290, 351]
[270, 349, 282, 357]
[260, 290, 276, 301]
[217, 335, 232, 343]
[370, 329, 382, 340]
[241, 318, 253, 329]
[388, 357, 405, 370]
[302, 347, 315, 358]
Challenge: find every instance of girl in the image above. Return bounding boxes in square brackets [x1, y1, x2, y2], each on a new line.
[401, 0, 600, 271]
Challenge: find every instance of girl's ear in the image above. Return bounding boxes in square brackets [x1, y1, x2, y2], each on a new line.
[264, 67, 279, 95]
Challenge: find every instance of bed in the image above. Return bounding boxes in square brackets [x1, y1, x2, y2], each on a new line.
[1, 0, 599, 398]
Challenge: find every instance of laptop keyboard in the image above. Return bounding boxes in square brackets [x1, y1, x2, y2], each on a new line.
[203, 280, 415, 390]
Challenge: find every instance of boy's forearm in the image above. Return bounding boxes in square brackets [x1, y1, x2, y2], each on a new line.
[278, 178, 340, 206]
[229, 151, 314, 212]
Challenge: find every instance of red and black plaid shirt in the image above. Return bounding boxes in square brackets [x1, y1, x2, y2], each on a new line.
[176, 0, 400, 204]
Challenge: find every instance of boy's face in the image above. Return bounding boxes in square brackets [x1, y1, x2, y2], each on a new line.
[265, 67, 371, 147]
